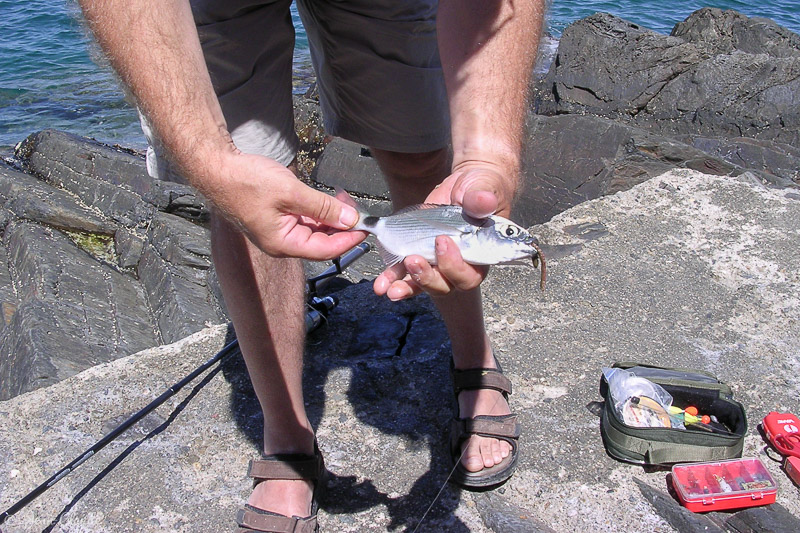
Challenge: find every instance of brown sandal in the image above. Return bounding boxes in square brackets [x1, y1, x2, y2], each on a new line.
[450, 366, 521, 489]
[235, 444, 326, 533]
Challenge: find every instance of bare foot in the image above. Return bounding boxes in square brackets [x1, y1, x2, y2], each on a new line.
[457, 387, 512, 472]
[247, 478, 314, 518]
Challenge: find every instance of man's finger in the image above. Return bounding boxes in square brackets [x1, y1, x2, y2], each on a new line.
[434, 236, 487, 291]
[289, 182, 359, 230]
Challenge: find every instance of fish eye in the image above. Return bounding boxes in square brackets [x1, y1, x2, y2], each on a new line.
[502, 225, 519, 237]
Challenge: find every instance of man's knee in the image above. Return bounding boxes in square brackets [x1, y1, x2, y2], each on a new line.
[370, 147, 451, 183]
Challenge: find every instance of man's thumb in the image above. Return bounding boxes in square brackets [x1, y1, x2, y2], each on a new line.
[294, 184, 359, 229]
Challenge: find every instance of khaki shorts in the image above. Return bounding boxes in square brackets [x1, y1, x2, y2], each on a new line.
[145, 0, 450, 180]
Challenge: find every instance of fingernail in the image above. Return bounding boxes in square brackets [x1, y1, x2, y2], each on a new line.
[407, 262, 422, 275]
[435, 238, 447, 256]
[339, 206, 358, 228]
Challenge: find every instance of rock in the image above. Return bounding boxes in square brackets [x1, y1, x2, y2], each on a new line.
[541, 11, 800, 148]
[0, 132, 227, 399]
[0, 220, 160, 399]
[517, 114, 794, 226]
[16, 130, 209, 226]
[682, 135, 800, 184]
[3, 171, 800, 532]
[0, 162, 115, 234]
[137, 242, 224, 345]
[634, 478, 724, 533]
[311, 138, 389, 200]
[709, 503, 800, 532]
[671, 7, 800, 59]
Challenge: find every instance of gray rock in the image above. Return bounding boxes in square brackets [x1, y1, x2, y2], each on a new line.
[137, 243, 224, 344]
[15, 130, 210, 227]
[542, 11, 800, 148]
[16, 130, 156, 228]
[634, 478, 724, 533]
[0, 162, 115, 234]
[0, 221, 160, 399]
[311, 138, 389, 199]
[710, 503, 800, 532]
[0, 132, 228, 399]
[682, 135, 800, 184]
[114, 227, 145, 269]
[3, 171, 800, 532]
[147, 212, 212, 270]
[517, 114, 795, 226]
[671, 7, 800, 58]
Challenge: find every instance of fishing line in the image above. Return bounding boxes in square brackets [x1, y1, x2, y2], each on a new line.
[412, 390, 507, 532]
[412, 441, 470, 533]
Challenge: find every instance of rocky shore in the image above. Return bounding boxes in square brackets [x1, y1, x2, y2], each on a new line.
[1, 7, 799, 532]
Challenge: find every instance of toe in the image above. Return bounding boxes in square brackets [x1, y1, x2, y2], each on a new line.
[461, 436, 486, 472]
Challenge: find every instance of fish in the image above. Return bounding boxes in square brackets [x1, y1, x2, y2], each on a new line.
[352, 204, 546, 290]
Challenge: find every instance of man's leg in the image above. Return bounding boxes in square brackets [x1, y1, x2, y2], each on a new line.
[371, 147, 513, 473]
[211, 209, 315, 518]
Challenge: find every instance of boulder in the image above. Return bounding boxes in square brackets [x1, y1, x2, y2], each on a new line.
[0, 132, 226, 399]
[539, 10, 800, 148]
[516, 114, 796, 226]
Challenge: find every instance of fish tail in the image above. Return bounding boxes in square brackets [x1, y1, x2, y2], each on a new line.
[334, 187, 377, 231]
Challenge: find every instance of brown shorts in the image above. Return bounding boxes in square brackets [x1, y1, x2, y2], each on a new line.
[144, 0, 450, 180]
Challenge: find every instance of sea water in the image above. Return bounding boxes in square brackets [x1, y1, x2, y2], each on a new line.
[1, 0, 798, 151]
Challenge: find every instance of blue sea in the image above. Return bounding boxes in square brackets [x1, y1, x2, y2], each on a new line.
[1, 0, 799, 151]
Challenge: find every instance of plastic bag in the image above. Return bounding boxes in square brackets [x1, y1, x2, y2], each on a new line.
[602, 367, 683, 429]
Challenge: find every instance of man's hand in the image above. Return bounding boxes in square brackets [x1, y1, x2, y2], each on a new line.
[373, 163, 515, 300]
[210, 150, 367, 260]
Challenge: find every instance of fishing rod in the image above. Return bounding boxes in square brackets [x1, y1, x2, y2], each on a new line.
[0, 243, 371, 527]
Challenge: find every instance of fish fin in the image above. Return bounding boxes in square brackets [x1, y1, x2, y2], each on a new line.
[376, 241, 404, 267]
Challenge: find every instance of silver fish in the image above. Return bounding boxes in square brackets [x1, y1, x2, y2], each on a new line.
[352, 204, 546, 290]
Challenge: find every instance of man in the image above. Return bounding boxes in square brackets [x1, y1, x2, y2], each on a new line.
[80, 0, 543, 530]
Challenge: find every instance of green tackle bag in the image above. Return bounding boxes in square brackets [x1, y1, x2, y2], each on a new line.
[599, 362, 748, 466]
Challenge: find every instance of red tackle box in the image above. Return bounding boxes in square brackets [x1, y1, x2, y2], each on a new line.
[671, 458, 777, 512]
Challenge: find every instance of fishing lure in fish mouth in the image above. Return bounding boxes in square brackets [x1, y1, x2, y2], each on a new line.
[351, 203, 547, 290]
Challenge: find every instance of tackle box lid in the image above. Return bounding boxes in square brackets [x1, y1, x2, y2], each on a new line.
[671, 458, 777, 513]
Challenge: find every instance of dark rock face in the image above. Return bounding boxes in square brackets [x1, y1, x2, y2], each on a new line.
[0, 130, 225, 399]
[540, 9, 800, 147]
[518, 8, 800, 226]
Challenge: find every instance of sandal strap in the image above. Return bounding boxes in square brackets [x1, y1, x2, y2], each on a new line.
[236, 507, 317, 533]
[247, 453, 324, 483]
[452, 368, 512, 395]
[451, 414, 521, 447]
